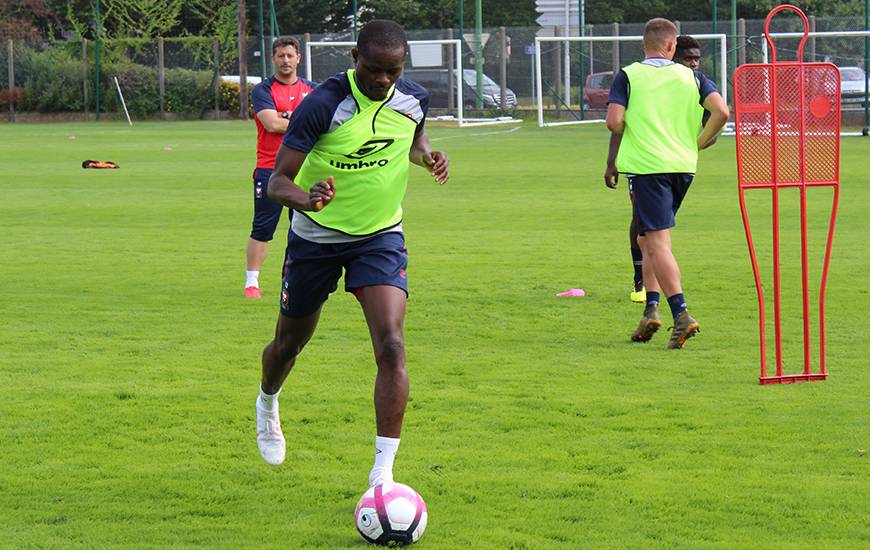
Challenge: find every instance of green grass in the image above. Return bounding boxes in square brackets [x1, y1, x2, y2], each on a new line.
[0, 120, 867, 549]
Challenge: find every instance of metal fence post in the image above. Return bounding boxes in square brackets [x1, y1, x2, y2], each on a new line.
[738, 18, 746, 66]
[7, 39, 14, 122]
[158, 37, 165, 118]
[239, 0, 249, 120]
[554, 26, 562, 115]
[809, 15, 816, 62]
[447, 28, 455, 116]
[214, 38, 221, 119]
[83, 39, 89, 117]
[611, 22, 620, 72]
[499, 26, 507, 112]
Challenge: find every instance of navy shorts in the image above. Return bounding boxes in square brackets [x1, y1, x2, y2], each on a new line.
[250, 168, 291, 242]
[280, 231, 409, 318]
[628, 173, 694, 234]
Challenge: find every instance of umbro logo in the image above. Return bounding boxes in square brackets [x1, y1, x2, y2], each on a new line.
[345, 139, 395, 159]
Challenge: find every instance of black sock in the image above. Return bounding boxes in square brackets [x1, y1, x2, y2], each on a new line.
[631, 247, 643, 291]
[667, 293, 687, 320]
[645, 291, 660, 314]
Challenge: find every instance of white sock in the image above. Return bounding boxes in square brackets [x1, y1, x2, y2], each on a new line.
[246, 270, 259, 288]
[258, 386, 280, 411]
[369, 436, 400, 484]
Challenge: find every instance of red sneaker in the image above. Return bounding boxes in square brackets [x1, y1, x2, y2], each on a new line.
[244, 286, 261, 299]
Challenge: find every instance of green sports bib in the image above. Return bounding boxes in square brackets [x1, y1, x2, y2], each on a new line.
[616, 62, 704, 174]
[295, 70, 419, 235]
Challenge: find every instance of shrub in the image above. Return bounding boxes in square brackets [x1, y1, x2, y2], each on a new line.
[103, 62, 159, 117]
[163, 67, 213, 114]
[218, 79, 254, 117]
[17, 46, 85, 112]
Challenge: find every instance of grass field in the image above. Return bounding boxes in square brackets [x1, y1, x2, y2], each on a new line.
[0, 120, 867, 549]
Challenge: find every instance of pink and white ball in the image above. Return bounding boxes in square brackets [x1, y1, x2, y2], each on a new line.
[354, 482, 427, 545]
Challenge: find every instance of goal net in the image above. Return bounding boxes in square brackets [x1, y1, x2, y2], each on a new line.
[305, 39, 519, 127]
[533, 34, 727, 127]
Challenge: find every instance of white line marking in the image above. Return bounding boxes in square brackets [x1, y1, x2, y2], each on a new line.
[431, 126, 522, 142]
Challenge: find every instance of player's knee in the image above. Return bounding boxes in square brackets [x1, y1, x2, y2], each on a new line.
[272, 334, 306, 364]
[374, 333, 405, 368]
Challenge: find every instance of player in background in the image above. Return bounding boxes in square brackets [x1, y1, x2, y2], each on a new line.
[244, 36, 315, 299]
[253, 20, 449, 489]
[605, 20, 728, 348]
[605, 35, 716, 304]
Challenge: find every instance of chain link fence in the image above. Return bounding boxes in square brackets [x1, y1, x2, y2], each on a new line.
[2, 16, 869, 122]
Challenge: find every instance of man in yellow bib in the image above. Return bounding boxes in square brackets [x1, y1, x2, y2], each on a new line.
[606, 18, 728, 348]
[253, 20, 449, 488]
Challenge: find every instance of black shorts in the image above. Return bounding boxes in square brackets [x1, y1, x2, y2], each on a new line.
[628, 173, 694, 234]
[280, 231, 409, 318]
[250, 168, 291, 242]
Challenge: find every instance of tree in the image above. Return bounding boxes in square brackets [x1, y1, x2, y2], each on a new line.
[0, 0, 60, 41]
[103, 0, 184, 38]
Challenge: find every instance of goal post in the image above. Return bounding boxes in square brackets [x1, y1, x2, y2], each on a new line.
[533, 34, 728, 128]
[305, 39, 518, 127]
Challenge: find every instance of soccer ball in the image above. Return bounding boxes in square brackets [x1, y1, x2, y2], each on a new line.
[354, 482, 428, 545]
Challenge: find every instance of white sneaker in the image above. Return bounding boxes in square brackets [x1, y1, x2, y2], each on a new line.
[256, 397, 285, 465]
[368, 468, 394, 488]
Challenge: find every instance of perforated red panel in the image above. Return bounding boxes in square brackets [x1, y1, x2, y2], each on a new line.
[736, 4, 840, 385]
[734, 62, 841, 187]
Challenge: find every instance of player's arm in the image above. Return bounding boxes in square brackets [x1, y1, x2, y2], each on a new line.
[256, 109, 290, 134]
[700, 110, 718, 146]
[606, 103, 626, 135]
[268, 145, 335, 211]
[697, 91, 729, 150]
[604, 132, 623, 189]
[409, 131, 449, 185]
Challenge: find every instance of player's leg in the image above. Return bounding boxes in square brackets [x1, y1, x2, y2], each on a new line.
[658, 173, 699, 348]
[358, 285, 408, 487]
[246, 239, 268, 297]
[255, 232, 341, 465]
[629, 175, 673, 342]
[641, 228, 681, 298]
[245, 168, 283, 298]
[344, 232, 410, 486]
[256, 311, 320, 466]
[261, 310, 322, 394]
[629, 215, 646, 303]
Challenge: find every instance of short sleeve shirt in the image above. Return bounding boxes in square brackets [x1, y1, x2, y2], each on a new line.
[252, 76, 316, 169]
[607, 58, 718, 109]
[281, 72, 430, 243]
[283, 73, 428, 154]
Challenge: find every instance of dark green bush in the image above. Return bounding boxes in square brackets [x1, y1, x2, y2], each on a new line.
[103, 62, 159, 117]
[13, 43, 222, 116]
[17, 46, 85, 112]
[163, 67, 213, 114]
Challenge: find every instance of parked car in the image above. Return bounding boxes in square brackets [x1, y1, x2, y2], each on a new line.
[839, 66, 867, 105]
[403, 68, 517, 109]
[583, 71, 614, 110]
[220, 75, 263, 85]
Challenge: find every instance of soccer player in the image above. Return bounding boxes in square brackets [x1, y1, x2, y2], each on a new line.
[605, 34, 716, 304]
[605, 19, 728, 348]
[253, 20, 449, 488]
[244, 36, 315, 299]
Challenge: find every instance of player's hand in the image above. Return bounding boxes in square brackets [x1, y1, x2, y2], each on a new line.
[423, 151, 449, 185]
[309, 176, 335, 211]
[604, 163, 619, 189]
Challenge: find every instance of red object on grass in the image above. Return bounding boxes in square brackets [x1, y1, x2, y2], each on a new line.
[733, 4, 840, 384]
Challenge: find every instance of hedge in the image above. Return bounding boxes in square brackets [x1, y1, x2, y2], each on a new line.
[10, 43, 250, 117]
